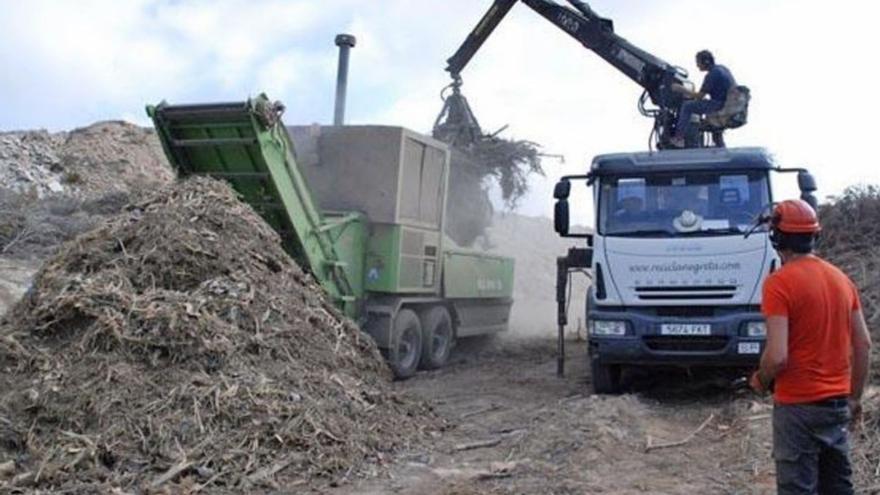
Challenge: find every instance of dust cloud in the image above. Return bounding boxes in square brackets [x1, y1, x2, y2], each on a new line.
[482, 212, 591, 338]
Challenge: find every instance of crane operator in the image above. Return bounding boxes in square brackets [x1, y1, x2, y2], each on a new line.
[669, 50, 735, 148]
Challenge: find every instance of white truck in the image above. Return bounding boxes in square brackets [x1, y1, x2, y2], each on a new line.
[553, 147, 819, 393]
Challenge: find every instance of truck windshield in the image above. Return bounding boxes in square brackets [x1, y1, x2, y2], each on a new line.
[599, 170, 770, 237]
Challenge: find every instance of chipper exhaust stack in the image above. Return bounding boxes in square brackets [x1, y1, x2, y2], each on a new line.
[333, 34, 356, 126]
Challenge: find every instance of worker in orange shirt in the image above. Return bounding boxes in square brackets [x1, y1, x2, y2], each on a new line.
[750, 199, 873, 494]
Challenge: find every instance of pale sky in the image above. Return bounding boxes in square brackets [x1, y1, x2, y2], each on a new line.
[2, 1, 879, 224]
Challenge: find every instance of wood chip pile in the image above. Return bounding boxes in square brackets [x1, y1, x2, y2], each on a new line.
[0, 178, 434, 492]
[818, 185, 880, 489]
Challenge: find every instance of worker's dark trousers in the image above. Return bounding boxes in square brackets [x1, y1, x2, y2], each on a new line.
[773, 400, 853, 495]
[676, 99, 722, 138]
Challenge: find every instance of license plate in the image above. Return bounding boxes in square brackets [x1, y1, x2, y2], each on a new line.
[738, 342, 761, 354]
[660, 323, 711, 336]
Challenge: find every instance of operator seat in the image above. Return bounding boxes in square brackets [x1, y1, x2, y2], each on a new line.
[700, 85, 751, 148]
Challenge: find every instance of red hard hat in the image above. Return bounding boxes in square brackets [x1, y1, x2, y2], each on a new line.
[772, 199, 820, 234]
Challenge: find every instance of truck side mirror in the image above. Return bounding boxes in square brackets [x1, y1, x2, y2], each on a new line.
[554, 199, 570, 235]
[554, 180, 571, 199]
[797, 171, 818, 210]
[797, 171, 817, 192]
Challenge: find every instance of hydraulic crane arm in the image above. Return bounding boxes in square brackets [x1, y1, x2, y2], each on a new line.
[446, 0, 688, 108]
[445, 0, 518, 82]
[442, 0, 713, 149]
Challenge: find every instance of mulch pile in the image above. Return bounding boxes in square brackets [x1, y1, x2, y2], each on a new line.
[0, 178, 435, 493]
[818, 185, 880, 490]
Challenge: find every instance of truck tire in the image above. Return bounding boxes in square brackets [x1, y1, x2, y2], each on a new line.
[387, 308, 423, 379]
[590, 356, 622, 394]
[418, 306, 453, 370]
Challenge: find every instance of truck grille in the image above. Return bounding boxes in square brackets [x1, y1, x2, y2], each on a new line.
[643, 336, 729, 352]
[655, 306, 715, 317]
[635, 285, 736, 301]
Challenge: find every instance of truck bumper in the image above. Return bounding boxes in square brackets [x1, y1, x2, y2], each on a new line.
[588, 306, 765, 368]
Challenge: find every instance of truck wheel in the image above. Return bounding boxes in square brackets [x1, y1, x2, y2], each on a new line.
[387, 308, 423, 379]
[419, 306, 453, 370]
[590, 356, 622, 394]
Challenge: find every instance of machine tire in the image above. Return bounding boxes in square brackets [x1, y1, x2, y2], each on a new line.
[387, 308, 423, 379]
[418, 306, 454, 370]
[590, 356, 622, 394]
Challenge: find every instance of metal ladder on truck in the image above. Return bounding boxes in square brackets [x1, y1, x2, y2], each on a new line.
[147, 95, 359, 317]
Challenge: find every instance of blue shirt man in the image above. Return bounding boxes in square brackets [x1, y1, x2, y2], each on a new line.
[701, 64, 735, 103]
[670, 50, 736, 147]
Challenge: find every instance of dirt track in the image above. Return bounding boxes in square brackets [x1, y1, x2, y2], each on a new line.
[336, 336, 783, 495]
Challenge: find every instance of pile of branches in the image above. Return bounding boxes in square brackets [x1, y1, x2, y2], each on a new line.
[444, 138, 544, 247]
[467, 136, 543, 209]
[432, 86, 545, 246]
[445, 138, 543, 247]
[818, 185, 880, 490]
[438, 130, 544, 246]
[818, 185, 880, 376]
[0, 178, 434, 492]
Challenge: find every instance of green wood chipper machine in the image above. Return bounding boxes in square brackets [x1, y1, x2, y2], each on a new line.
[146, 95, 514, 378]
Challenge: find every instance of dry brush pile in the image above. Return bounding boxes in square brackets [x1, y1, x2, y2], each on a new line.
[0, 178, 435, 493]
[818, 185, 880, 490]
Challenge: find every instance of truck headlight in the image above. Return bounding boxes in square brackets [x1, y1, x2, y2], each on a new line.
[590, 320, 627, 336]
[746, 321, 766, 338]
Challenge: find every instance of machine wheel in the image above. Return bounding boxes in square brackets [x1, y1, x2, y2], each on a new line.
[590, 356, 622, 394]
[387, 308, 423, 379]
[418, 306, 454, 370]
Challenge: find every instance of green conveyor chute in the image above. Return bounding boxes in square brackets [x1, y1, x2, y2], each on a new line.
[146, 95, 357, 314]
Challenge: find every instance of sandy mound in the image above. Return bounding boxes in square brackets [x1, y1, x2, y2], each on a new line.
[0, 178, 433, 492]
[0, 121, 172, 198]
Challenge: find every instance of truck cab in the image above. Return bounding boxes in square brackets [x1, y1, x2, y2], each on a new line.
[554, 147, 817, 393]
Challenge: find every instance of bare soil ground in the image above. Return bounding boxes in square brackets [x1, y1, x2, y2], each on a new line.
[335, 336, 789, 495]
